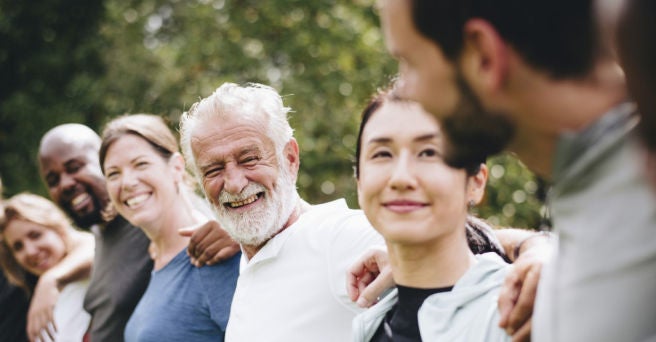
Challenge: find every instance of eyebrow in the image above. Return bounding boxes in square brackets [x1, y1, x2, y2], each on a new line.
[104, 155, 148, 171]
[238, 145, 261, 157]
[367, 133, 440, 145]
[198, 145, 262, 172]
[63, 158, 82, 167]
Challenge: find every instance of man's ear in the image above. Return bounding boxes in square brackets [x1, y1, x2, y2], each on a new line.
[284, 138, 300, 178]
[459, 18, 509, 93]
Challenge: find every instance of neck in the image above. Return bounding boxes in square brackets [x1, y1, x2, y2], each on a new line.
[506, 59, 628, 179]
[241, 198, 311, 260]
[387, 232, 475, 288]
[146, 193, 206, 270]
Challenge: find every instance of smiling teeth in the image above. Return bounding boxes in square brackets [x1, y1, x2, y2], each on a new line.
[227, 194, 258, 208]
[71, 193, 88, 207]
[126, 194, 149, 207]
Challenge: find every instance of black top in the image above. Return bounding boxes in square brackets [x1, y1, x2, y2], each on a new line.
[0, 272, 30, 342]
[370, 285, 453, 342]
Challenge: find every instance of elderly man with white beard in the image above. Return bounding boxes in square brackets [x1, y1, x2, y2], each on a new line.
[179, 82, 383, 341]
[179, 82, 535, 341]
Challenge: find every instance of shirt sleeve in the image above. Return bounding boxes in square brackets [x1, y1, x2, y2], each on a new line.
[325, 211, 384, 313]
[199, 252, 241, 332]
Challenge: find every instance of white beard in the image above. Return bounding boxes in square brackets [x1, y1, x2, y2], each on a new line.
[213, 166, 298, 247]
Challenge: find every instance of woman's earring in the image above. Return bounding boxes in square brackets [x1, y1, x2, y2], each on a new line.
[468, 200, 475, 209]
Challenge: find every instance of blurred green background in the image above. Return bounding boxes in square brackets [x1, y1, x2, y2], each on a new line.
[0, 0, 545, 229]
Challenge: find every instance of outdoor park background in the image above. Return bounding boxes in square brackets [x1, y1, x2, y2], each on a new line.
[0, 0, 545, 229]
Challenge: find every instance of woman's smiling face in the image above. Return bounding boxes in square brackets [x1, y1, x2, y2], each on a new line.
[357, 101, 483, 245]
[103, 134, 182, 230]
[3, 219, 67, 276]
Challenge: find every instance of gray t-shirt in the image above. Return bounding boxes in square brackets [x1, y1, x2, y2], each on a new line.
[534, 103, 656, 341]
[83, 216, 152, 342]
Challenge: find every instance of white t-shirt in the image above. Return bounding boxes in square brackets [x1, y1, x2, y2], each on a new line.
[38, 280, 91, 342]
[225, 199, 383, 342]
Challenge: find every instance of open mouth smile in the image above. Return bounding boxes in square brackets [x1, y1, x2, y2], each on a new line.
[224, 192, 264, 208]
[124, 193, 151, 208]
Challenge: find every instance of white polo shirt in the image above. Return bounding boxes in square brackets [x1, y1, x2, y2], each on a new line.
[225, 199, 384, 342]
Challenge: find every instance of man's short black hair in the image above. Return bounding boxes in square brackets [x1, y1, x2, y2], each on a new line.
[410, 0, 601, 79]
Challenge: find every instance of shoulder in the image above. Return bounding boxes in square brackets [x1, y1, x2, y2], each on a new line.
[197, 252, 241, 282]
[304, 200, 375, 235]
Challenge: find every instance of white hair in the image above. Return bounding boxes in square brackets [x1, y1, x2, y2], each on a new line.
[179, 82, 294, 182]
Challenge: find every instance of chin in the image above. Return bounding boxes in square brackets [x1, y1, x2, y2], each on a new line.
[123, 211, 151, 228]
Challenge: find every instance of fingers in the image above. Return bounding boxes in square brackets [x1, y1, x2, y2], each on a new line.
[356, 266, 393, 308]
[27, 310, 55, 342]
[498, 265, 521, 328]
[356, 272, 376, 296]
[194, 240, 238, 266]
[510, 318, 531, 342]
[347, 266, 374, 301]
[27, 277, 59, 342]
[206, 244, 241, 266]
[347, 250, 383, 301]
[499, 245, 548, 337]
[44, 322, 56, 342]
[506, 265, 540, 334]
[346, 246, 392, 307]
[186, 221, 240, 267]
[178, 226, 197, 237]
[183, 223, 211, 259]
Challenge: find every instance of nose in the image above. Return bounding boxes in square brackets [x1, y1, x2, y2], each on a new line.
[223, 164, 248, 195]
[389, 152, 416, 191]
[120, 169, 139, 190]
[22, 241, 40, 261]
[60, 172, 77, 193]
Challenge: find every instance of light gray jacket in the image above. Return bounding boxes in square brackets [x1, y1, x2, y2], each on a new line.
[352, 253, 511, 342]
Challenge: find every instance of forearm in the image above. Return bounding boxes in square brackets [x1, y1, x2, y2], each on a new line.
[44, 231, 94, 289]
[494, 228, 553, 263]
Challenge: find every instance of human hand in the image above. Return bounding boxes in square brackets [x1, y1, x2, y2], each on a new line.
[179, 220, 240, 267]
[498, 235, 554, 342]
[346, 245, 393, 308]
[27, 273, 59, 342]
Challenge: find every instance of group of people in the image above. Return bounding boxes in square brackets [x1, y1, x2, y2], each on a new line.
[1, 0, 655, 341]
[2, 116, 242, 341]
[1, 81, 533, 342]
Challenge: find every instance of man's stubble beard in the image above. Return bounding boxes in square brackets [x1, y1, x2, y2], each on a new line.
[64, 194, 104, 229]
[212, 162, 299, 247]
[440, 74, 516, 168]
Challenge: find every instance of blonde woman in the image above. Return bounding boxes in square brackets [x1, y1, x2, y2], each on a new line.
[0, 193, 93, 342]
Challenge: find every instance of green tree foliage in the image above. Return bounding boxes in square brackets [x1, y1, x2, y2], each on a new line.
[0, 0, 106, 195]
[0, 0, 544, 229]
